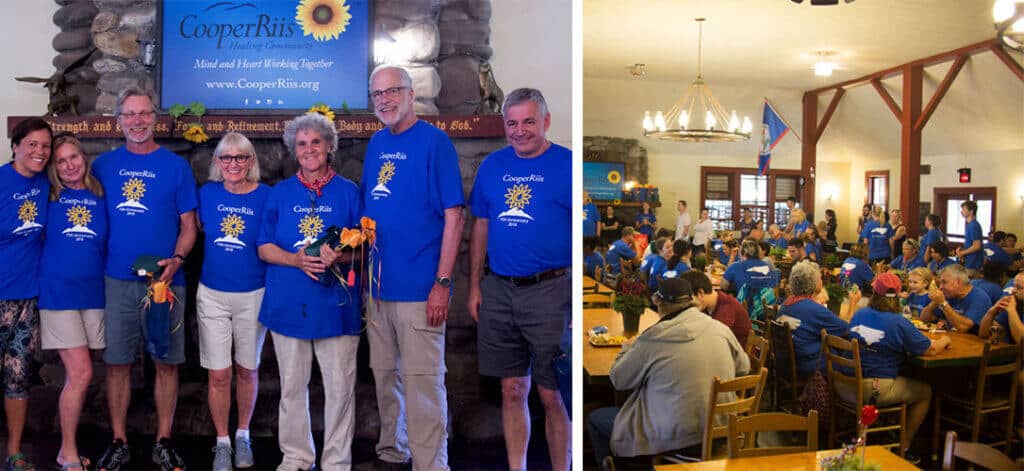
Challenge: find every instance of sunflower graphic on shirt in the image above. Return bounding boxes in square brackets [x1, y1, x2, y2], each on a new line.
[498, 183, 534, 221]
[116, 177, 149, 213]
[294, 213, 324, 248]
[61, 205, 97, 238]
[214, 214, 247, 249]
[13, 199, 42, 234]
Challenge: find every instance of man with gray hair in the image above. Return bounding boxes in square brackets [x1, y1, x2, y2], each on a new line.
[468, 88, 571, 470]
[361, 65, 464, 470]
[91, 86, 196, 470]
[922, 264, 993, 334]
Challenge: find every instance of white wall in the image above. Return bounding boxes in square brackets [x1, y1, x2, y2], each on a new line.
[491, 0, 572, 149]
[0, 3, 60, 164]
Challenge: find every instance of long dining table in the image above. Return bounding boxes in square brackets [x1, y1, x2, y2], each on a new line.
[910, 329, 1019, 367]
[652, 445, 917, 470]
[582, 307, 660, 385]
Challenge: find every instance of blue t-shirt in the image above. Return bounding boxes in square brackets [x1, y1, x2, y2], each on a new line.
[92, 146, 197, 285]
[1004, 280, 1015, 296]
[470, 144, 571, 277]
[890, 254, 924, 271]
[584, 252, 605, 278]
[970, 279, 1005, 305]
[861, 220, 893, 260]
[940, 287, 993, 334]
[767, 236, 788, 249]
[906, 292, 931, 317]
[849, 307, 931, 379]
[723, 259, 779, 291]
[929, 257, 956, 275]
[793, 220, 810, 235]
[257, 176, 362, 339]
[198, 182, 270, 292]
[0, 164, 49, 300]
[916, 228, 943, 268]
[640, 253, 668, 291]
[635, 212, 656, 239]
[777, 298, 849, 378]
[713, 240, 732, 265]
[605, 239, 636, 274]
[583, 202, 599, 237]
[839, 257, 874, 290]
[662, 261, 690, 279]
[38, 188, 107, 310]
[983, 242, 1012, 267]
[805, 240, 823, 262]
[362, 121, 464, 301]
[962, 220, 983, 270]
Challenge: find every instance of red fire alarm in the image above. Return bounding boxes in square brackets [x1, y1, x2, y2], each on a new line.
[957, 167, 971, 183]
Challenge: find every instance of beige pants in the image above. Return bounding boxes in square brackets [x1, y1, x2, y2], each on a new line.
[272, 332, 358, 471]
[367, 300, 449, 471]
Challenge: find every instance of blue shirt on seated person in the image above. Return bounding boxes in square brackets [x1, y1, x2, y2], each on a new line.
[606, 235, 637, 275]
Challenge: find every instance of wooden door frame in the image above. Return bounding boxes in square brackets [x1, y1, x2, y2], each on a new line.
[864, 170, 890, 209]
[932, 186, 998, 240]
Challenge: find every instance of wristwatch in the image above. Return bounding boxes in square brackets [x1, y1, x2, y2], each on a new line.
[435, 275, 452, 288]
[172, 254, 186, 263]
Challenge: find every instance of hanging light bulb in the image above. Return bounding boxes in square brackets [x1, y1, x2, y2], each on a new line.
[994, 0, 1015, 22]
[679, 110, 689, 129]
[654, 111, 667, 132]
[728, 110, 740, 132]
[642, 111, 654, 132]
[705, 110, 716, 130]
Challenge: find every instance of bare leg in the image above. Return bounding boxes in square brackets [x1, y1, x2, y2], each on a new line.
[4, 398, 28, 456]
[57, 347, 93, 464]
[538, 385, 571, 471]
[501, 376, 531, 470]
[105, 364, 132, 442]
[906, 389, 932, 446]
[234, 364, 259, 431]
[207, 367, 232, 438]
[153, 361, 179, 440]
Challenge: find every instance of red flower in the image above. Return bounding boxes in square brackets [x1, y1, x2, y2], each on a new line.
[860, 405, 878, 427]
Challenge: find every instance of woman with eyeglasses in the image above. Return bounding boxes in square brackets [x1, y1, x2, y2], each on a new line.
[196, 132, 271, 470]
[257, 113, 362, 469]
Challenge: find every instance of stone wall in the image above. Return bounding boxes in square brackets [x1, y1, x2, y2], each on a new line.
[583, 135, 648, 185]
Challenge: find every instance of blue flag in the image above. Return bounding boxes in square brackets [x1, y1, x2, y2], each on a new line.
[758, 101, 790, 175]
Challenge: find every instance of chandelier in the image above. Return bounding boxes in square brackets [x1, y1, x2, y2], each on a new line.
[993, 0, 1024, 52]
[642, 18, 753, 142]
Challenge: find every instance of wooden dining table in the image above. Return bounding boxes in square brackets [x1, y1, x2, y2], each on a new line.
[652, 445, 917, 470]
[910, 330, 1019, 368]
[582, 307, 660, 385]
[583, 275, 615, 294]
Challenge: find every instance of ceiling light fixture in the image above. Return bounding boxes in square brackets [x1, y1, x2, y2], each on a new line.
[812, 51, 839, 77]
[642, 18, 753, 143]
[993, 0, 1024, 51]
[627, 63, 647, 77]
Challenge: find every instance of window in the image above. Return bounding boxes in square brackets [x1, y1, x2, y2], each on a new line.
[865, 170, 889, 212]
[934, 187, 997, 244]
[701, 167, 802, 232]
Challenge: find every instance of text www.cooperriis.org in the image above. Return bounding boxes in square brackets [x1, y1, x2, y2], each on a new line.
[205, 78, 321, 92]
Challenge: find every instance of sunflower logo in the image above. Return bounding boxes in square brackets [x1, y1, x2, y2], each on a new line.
[67, 205, 92, 227]
[377, 161, 395, 186]
[298, 214, 324, 239]
[17, 200, 37, 223]
[295, 0, 352, 42]
[504, 184, 532, 211]
[220, 214, 245, 238]
[607, 170, 622, 185]
[122, 178, 146, 202]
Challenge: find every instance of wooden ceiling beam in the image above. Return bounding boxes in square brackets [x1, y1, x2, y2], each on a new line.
[915, 54, 968, 132]
[870, 78, 901, 121]
[814, 88, 845, 145]
[988, 43, 1024, 82]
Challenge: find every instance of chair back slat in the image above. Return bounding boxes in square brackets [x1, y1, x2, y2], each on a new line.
[822, 330, 863, 408]
[746, 335, 770, 373]
[701, 368, 768, 460]
[768, 320, 797, 383]
[942, 431, 1017, 471]
[727, 411, 819, 458]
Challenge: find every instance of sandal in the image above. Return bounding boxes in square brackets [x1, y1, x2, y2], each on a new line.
[4, 453, 35, 471]
[54, 456, 90, 471]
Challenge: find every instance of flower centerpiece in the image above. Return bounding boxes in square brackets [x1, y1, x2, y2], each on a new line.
[820, 401, 882, 471]
[611, 262, 647, 337]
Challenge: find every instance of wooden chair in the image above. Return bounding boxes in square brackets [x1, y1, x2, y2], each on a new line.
[746, 334, 770, 373]
[941, 431, 1018, 471]
[822, 331, 907, 456]
[932, 341, 1022, 457]
[727, 410, 819, 458]
[583, 292, 613, 309]
[768, 319, 804, 412]
[654, 368, 768, 464]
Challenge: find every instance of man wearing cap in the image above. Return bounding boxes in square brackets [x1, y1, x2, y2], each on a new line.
[921, 264, 993, 334]
[586, 277, 749, 467]
[847, 272, 951, 462]
[468, 88, 570, 470]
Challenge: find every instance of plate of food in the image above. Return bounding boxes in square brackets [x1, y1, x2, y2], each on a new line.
[589, 333, 628, 347]
[910, 319, 936, 331]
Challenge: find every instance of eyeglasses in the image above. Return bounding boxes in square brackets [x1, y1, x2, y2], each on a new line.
[119, 110, 156, 120]
[369, 86, 407, 101]
[217, 154, 253, 163]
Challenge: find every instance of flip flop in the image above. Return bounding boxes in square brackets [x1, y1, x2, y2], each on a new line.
[55, 456, 90, 471]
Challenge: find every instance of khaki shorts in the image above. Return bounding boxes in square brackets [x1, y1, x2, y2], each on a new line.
[196, 283, 267, 370]
[40, 309, 105, 350]
[837, 376, 932, 407]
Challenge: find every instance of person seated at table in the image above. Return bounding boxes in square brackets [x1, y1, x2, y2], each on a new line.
[681, 271, 751, 348]
[845, 273, 952, 463]
[777, 261, 856, 379]
[584, 239, 607, 279]
[662, 239, 691, 280]
[713, 231, 738, 266]
[971, 262, 1007, 304]
[802, 225, 823, 263]
[926, 241, 955, 275]
[839, 243, 875, 293]
[861, 206, 893, 264]
[788, 208, 810, 239]
[767, 224, 788, 249]
[643, 228, 674, 257]
[787, 237, 806, 264]
[641, 237, 673, 291]
[921, 264, 993, 334]
[758, 240, 777, 271]
[904, 268, 933, 318]
[587, 277, 750, 467]
[980, 272, 1024, 344]
[983, 231, 1014, 268]
[721, 240, 779, 293]
[890, 238, 925, 271]
[606, 227, 638, 275]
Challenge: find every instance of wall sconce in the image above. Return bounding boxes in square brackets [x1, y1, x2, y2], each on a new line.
[137, 37, 158, 69]
[823, 183, 839, 201]
[623, 180, 638, 191]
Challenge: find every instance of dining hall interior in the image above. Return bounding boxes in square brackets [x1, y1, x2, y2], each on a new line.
[581, 1, 1024, 470]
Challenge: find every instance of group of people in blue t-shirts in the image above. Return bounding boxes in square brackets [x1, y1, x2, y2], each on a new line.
[0, 69, 574, 471]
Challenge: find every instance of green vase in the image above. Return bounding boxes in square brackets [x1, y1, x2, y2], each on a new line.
[621, 310, 642, 337]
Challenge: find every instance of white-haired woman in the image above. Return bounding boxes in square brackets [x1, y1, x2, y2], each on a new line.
[258, 113, 362, 470]
[777, 261, 857, 379]
[197, 132, 271, 470]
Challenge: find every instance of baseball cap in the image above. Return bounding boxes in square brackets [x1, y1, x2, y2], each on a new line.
[655, 277, 693, 303]
[872, 272, 902, 297]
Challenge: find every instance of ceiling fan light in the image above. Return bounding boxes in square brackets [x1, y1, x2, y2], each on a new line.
[642, 111, 654, 132]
